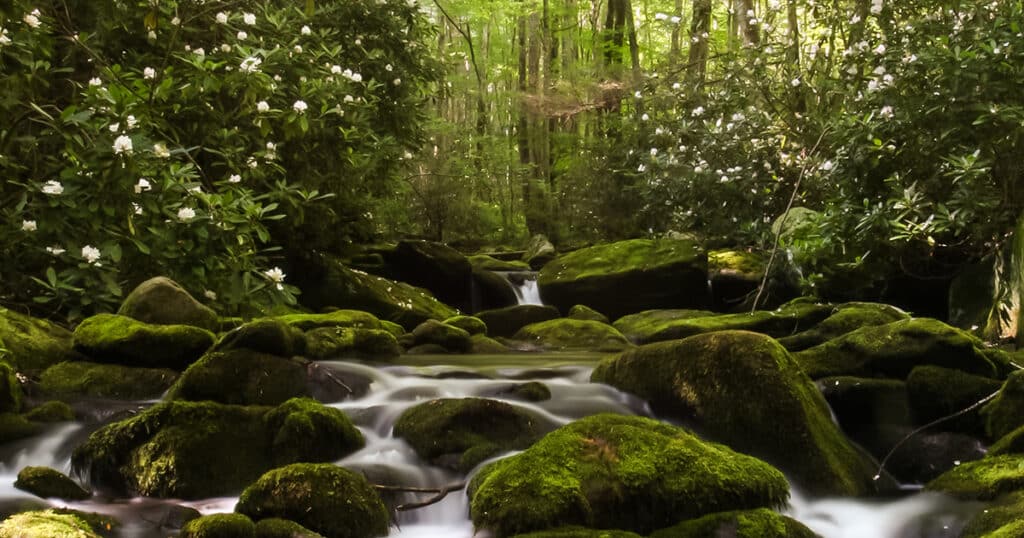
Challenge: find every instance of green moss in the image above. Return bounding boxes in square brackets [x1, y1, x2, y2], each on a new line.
[513, 319, 632, 352]
[214, 320, 306, 357]
[254, 518, 325, 538]
[276, 310, 382, 332]
[14, 466, 90, 500]
[907, 366, 1001, 436]
[983, 370, 1024, 441]
[0, 307, 80, 373]
[591, 331, 878, 496]
[612, 309, 714, 341]
[794, 318, 1003, 380]
[304, 327, 400, 360]
[647, 508, 817, 538]
[49, 509, 119, 535]
[24, 401, 74, 423]
[39, 361, 177, 400]
[566, 305, 609, 324]
[73, 314, 215, 370]
[469, 414, 789, 537]
[470, 254, 532, 272]
[118, 276, 219, 331]
[0, 361, 21, 414]
[236, 463, 389, 538]
[470, 334, 511, 353]
[778, 302, 910, 351]
[0, 412, 43, 443]
[511, 527, 642, 538]
[264, 397, 365, 466]
[394, 398, 544, 472]
[927, 454, 1024, 500]
[0, 510, 101, 538]
[502, 382, 552, 402]
[166, 350, 310, 406]
[990, 424, 1024, 456]
[444, 315, 488, 335]
[411, 320, 472, 353]
[708, 250, 765, 277]
[817, 376, 909, 429]
[379, 320, 405, 338]
[180, 513, 256, 538]
[960, 491, 1024, 538]
[477, 305, 561, 338]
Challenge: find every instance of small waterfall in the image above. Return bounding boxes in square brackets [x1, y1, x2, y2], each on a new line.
[499, 271, 543, 305]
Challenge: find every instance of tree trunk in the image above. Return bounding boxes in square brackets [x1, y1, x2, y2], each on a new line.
[687, 0, 712, 86]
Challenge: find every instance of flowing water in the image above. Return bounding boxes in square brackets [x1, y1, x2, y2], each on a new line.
[500, 272, 544, 306]
[0, 354, 984, 537]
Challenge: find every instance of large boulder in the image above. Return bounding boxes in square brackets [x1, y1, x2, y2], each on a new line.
[38, 361, 177, 400]
[927, 453, 1024, 500]
[777, 302, 910, 351]
[470, 254, 530, 272]
[73, 314, 215, 370]
[166, 350, 311, 406]
[472, 268, 519, 312]
[477, 305, 561, 338]
[537, 239, 709, 320]
[592, 331, 879, 496]
[512, 319, 632, 352]
[523, 234, 557, 270]
[0, 510, 102, 538]
[957, 490, 1024, 538]
[0, 307, 80, 373]
[303, 327, 401, 360]
[276, 310, 382, 331]
[708, 250, 767, 312]
[409, 320, 473, 353]
[71, 398, 363, 498]
[118, 277, 219, 331]
[648, 508, 817, 538]
[468, 414, 789, 537]
[907, 366, 1001, 437]
[982, 370, 1024, 441]
[14, 466, 91, 501]
[180, 513, 255, 538]
[214, 319, 307, 357]
[393, 398, 547, 472]
[382, 240, 474, 312]
[235, 463, 389, 538]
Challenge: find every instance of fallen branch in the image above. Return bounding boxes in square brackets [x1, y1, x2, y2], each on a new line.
[373, 482, 467, 511]
[307, 362, 353, 395]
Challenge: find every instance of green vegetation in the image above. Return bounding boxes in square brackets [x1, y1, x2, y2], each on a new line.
[0, 510, 101, 538]
[513, 319, 632, 352]
[927, 454, 1024, 501]
[72, 313, 215, 369]
[648, 509, 817, 538]
[39, 361, 177, 399]
[14, 466, 91, 501]
[180, 513, 256, 538]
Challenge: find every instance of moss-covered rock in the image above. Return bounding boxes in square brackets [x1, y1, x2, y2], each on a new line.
[73, 314, 214, 370]
[470, 254, 531, 272]
[472, 268, 520, 312]
[512, 319, 632, 352]
[255, 518, 325, 538]
[382, 240, 474, 312]
[304, 327, 401, 360]
[959, 490, 1024, 538]
[394, 398, 546, 472]
[0, 307, 80, 373]
[0, 412, 43, 443]
[24, 401, 74, 422]
[523, 234, 557, 270]
[476, 305, 561, 338]
[71, 398, 364, 499]
[235, 463, 389, 538]
[647, 508, 817, 538]
[166, 350, 310, 406]
[118, 276, 219, 331]
[14, 466, 91, 500]
[215, 320, 307, 357]
[778, 302, 910, 351]
[907, 366, 1001, 437]
[537, 239, 709, 320]
[0, 510, 101, 538]
[793, 318, 1007, 380]
[612, 309, 714, 341]
[927, 454, 1024, 500]
[469, 414, 789, 537]
[990, 424, 1024, 456]
[38, 361, 177, 400]
[707, 250, 767, 312]
[591, 331, 878, 496]
[566, 305, 609, 324]
[444, 315, 488, 336]
[490, 382, 552, 402]
[180, 513, 256, 538]
[276, 310, 382, 332]
[983, 370, 1024, 441]
[511, 527, 642, 538]
[264, 397, 365, 466]
[818, 376, 910, 432]
[410, 320, 472, 353]
[470, 334, 511, 353]
[379, 320, 405, 338]
[0, 361, 21, 414]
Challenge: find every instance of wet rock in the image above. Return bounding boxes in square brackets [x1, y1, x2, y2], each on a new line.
[236, 463, 388, 538]
[0, 510, 102, 537]
[469, 414, 789, 537]
[166, 350, 310, 406]
[592, 331, 879, 496]
[990, 424, 1024, 456]
[470, 334, 511, 353]
[276, 310, 382, 331]
[410, 320, 472, 353]
[24, 401, 74, 422]
[983, 370, 1024, 441]
[487, 382, 552, 402]
[382, 240, 473, 312]
[0, 307, 80, 373]
[476, 305, 561, 338]
[927, 454, 1024, 500]
[513, 319, 632, 352]
[880, 430, 986, 484]
[73, 314, 215, 370]
[777, 302, 910, 351]
[180, 513, 255, 538]
[304, 327, 401, 360]
[818, 376, 910, 433]
[14, 466, 90, 501]
[510, 527, 641, 538]
[523, 235, 557, 270]
[566, 305, 608, 324]
[471, 268, 519, 313]
[118, 276, 219, 331]
[0, 361, 21, 414]
[470, 255, 530, 272]
[907, 366, 1001, 437]
[0, 413, 42, 443]
[255, 518, 325, 538]
[38, 361, 177, 400]
[708, 250, 768, 312]
[648, 508, 817, 538]
[214, 319, 306, 357]
[444, 315, 488, 336]
[958, 490, 1024, 537]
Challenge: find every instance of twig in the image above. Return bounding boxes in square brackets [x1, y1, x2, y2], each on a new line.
[373, 482, 467, 511]
[307, 362, 353, 395]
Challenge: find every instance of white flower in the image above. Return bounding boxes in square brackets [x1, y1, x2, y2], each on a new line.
[330, 65, 343, 75]
[170, 16, 180, 26]
[23, 11, 41, 29]
[108, 123, 120, 133]
[134, 178, 152, 193]
[187, 185, 202, 194]
[637, 163, 646, 172]
[147, 30, 157, 40]
[343, 95, 354, 103]
[385, 64, 393, 72]
[132, 202, 143, 215]
[672, 82, 681, 90]
[256, 100, 270, 112]
[879, 105, 894, 119]
[301, 25, 312, 35]
[870, 0, 883, 15]
[216, 12, 229, 24]
[113, 135, 133, 155]
[873, 65, 886, 75]
[691, 106, 704, 117]
[0, 28, 11, 46]
[46, 246, 65, 256]
[42, 180, 63, 195]
[236, 30, 248, 40]
[177, 207, 196, 221]
[143, 67, 156, 80]
[153, 142, 171, 158]
[194, 47, 205, 57]
[654, 12, 668, 21]
[243, 12, 256, 25]
[874, 44, 886, 55]
[126, 115, 138, 130]
[247, 156, 258, 168]
[820, 160, 834, 171]
[641, 113, 650, 121]
[263, 267, 286, 290]
[81, 245, 101, 264]
[355, 38, 361, 46]
[21, 220, 37, 232]
[293, 100, 308, 113]
[650, 148, 658, 157]
[228, 174, 241, 183]
[220, 43, 231, 53]
[240, 56, 262, 74]
[867, 80, 880, 92]
[89, 77, 102, 87]
[204, 289, 218, 300]
[670, 16, 681, 24]
[790, 78, 801, 87]
[393, 78, 401, 86]
[293, 45, 302, 53]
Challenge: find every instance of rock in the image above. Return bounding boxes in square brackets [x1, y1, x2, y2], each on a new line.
[118, 276, 219, 331]
[927, 454, 1024, 500]
[958, 490, 1024, 538]
[410, 320, 472, 353]
[382, 240, 474, 312]
[537, 239, 709, 320]
[990, 424, 1024, 456]
[276, 310, 382, 331]
[611, 301, 832, 345]
[511, 528, 642, 538]
[71, 398, 363, 499]
[379, 320, 405, 337]
[708, 250, 766, 312]
[592, 331, 879, 496]
[180, 513, 255, 538]
[14, 466, 90, 500]
[880, 430, 986, 484]
[476, 305, 561, 338]
[0, 413, 42, 443]
[907, 366, 1001, 437]
[470, 255, 530, 272]
[235, 463, 389, 538]
[470, 334, 511, 353]
[166, 350, 310, 406]
[512, 319, 632, 352]
[406, 344, 449, 354]
[523, 235, 557, 270]
[38, 361, 177, 400]
[947, 255, 1006, 340]
[255, 518, 325, 538]
[647, 508, 817, 538]
[0, 510, 101, 538]
[473, 268, 520, 312]
[24, 401, 74, 422]
[793, 318, 1009, 380]
[982, 370, 1024, 441]
[566, 305, 608, 324]
[488, 382, 552, 402]
[444, 315, 488, 335]
[0, 361, 21, 414]
[818, 376, 910, 433]
[468, 414, 789, 537]
[777, 302, 910, 351]
[394, 398, 547, 472]
[0, 307, 80, 372]
[304, 327, 401, 360]
[215, 319, 306, 357]
[73, 314, 215, 370]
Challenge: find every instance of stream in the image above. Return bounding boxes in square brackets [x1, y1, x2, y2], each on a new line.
[0, 354, 984, 537]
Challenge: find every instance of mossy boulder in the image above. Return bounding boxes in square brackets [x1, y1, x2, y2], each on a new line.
[959, 490, 1024, 538]
[707, 250, 766, 312]
[468, 414, 789, 537]
[591, 331, 879, 496]
[983, 370, 1024, 441]
[410, 320, 472, 353]
[908, 366, 1001, 437]
[818, 376, 910, 432]
[537, 239, 709, 320]
[71, 398, 364, 499]
[777, 302, 910, 351]
[382, 240, 474, 312]
[566, 305, 609, 324]
[444, 315, 488, 336]
[38, 361, 177, 400]
[472, 268, 520, 312]
[0, 361, 21, 414]
[990, 424, 1024, 456]
[489, 382, 552, 402]
[512, 319, 632, 352]
[73, 314, 215, 370]
[14, 466, 90, 501]
[0, 510, 101, 538]
[793, 318, 1007, 380]
[166, 350, 310, 406]
[647, 508, 817, 538]
[276, 310, 382, 331]
[24, 401, 75, 422]
[612, 309, 713, 341]
[181, 513, 256, 538]
[523, 234, 557, 270]
[470, 254, 531, 272]
[304, 327, 401, 360]
[379, 320, 405, 338]
[0, 307, 80, 373]
[511, 527, 642, 538]
[214, 319, 307, 357]
[927, 454, 1024, 500]
[118, 276, 219, 331]
[470, 334, 512, 353]
[235, 463, 389, 538]
[255, 518, 325, 538]
[0, 412, 43, 443]
[476, 305, 561, 338]
[394, 398, 547, 472]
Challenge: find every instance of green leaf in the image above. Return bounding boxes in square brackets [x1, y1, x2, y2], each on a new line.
[46, 267, 57, 288]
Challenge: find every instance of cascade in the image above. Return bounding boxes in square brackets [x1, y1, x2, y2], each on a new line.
[499, 271, 543, 305]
